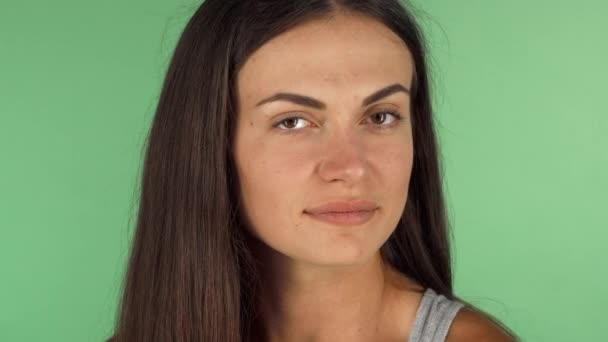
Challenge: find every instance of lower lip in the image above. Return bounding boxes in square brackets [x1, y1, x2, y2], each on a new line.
[304, 209, 377, 226]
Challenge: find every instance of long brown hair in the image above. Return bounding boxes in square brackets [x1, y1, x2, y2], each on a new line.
[107, 0, 519, 341]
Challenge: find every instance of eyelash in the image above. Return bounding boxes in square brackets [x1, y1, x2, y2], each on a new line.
[272, 110, 403, 133]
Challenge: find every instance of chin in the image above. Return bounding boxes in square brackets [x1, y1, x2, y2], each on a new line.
[297, 244, 379, 268]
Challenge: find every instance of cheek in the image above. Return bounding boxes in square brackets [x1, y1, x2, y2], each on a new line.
[369, 138, 414, 211]
[235, 140, 310, 228]
[367, 131, 414, 174]
[241, 141, 309, 192]
[381, 142, 413, 185]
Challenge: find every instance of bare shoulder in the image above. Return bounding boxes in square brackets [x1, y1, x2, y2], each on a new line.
[446, 307, 516, 342]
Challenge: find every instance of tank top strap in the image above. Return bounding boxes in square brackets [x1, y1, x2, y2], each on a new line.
[407, 288, 465, 342]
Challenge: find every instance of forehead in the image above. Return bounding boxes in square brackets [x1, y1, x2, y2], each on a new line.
[237, 14, 415, 108]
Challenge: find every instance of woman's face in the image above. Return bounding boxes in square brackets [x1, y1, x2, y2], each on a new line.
[233, 13, 415, 267]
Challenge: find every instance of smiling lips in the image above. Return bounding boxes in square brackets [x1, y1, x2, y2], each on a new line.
[304, 199, 378, 226]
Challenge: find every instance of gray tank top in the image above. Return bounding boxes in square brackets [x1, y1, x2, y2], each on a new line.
[408, 288, 465, 342]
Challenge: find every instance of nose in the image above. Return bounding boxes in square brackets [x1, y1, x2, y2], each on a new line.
[316, 128, 367, 184]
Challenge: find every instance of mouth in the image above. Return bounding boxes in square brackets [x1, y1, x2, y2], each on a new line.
[303, 208, 377, 226]
[304, 199, 378, 215]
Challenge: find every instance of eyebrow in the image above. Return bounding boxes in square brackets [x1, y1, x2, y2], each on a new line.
[255, 83, 410, 110]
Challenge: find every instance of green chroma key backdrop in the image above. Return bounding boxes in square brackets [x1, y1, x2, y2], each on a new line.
[0, 0, 606, 341]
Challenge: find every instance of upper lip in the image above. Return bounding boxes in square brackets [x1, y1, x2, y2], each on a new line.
[304, 199, 378, 214]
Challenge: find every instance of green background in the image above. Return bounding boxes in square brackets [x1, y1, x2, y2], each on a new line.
[1, 0, 606, 341]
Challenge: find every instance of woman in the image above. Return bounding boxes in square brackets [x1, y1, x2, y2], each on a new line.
[108, 0, 519, 341]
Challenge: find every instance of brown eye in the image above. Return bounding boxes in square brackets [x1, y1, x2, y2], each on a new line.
[273, 116, 312, 131]
[282, 118, 299, 129]
[367, 111, 403, 129]
[370, 112, 387, 124]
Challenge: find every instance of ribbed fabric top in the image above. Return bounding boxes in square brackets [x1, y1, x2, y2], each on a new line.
[408, 288, 465, 342]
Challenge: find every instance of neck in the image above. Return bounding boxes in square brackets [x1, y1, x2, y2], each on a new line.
[252, 243, 393, 342]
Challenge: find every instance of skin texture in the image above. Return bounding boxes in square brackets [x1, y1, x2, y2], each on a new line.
[234, 13, 414, 273]
[446, 308, 516, 342]
[233, 12, 418, 341]
[232, 11, 514, 342]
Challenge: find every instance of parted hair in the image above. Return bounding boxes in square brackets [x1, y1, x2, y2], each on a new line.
[107, 1, 519, 341]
